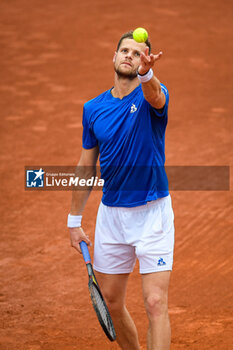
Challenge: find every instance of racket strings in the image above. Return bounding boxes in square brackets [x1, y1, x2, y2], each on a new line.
[90, 284, 115, 338]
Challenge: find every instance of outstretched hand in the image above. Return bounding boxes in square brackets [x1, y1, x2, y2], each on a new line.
[138, 47, 162, 76]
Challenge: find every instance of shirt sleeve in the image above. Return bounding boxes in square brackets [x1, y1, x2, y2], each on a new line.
[149, 83, 169, 118]
[82, 105, 98, 149]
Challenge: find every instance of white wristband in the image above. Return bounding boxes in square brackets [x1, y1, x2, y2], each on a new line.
[137, 68, 154, 83]
[67, 214, 82, 228]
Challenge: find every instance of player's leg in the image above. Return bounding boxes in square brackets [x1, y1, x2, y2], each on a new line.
[95, 271, 141, 350]
[135, 196, 174, 349]
[93, 202, 140, 348]
[141, 271, 171, 350]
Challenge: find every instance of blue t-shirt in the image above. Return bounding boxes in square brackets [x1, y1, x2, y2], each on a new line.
[82, 84, 169, 207]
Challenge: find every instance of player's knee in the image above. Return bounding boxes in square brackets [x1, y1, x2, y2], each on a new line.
[144, 289, 168, 319]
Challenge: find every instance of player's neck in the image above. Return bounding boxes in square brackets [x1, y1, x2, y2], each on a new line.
[112, 74, 139, 99]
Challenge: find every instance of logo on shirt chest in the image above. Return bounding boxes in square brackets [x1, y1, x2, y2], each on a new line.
[130, 104, 137, 113]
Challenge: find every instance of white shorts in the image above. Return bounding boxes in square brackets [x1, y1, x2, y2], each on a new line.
[93, 195, 175, 274]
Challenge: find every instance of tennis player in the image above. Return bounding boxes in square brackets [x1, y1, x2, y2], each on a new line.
[68, 31, 175, 350]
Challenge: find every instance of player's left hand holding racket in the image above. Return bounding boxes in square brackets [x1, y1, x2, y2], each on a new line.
[79, 241, 116, 341]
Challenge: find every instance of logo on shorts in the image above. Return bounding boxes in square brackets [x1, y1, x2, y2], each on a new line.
[26, 168, 44, 188]
[157, 257, 166, 266]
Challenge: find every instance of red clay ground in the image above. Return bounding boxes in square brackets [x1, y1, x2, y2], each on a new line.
[0, 0, 232, 349]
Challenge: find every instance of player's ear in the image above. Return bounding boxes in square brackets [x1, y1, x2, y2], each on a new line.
[113, 52, 117, 63]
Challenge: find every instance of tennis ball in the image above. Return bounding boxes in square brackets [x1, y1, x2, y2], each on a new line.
[133, 28, 148, 43]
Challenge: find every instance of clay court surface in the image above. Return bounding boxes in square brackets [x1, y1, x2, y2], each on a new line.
[0, 0, 232, 349]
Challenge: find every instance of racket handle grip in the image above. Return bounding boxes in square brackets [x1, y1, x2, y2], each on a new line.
[80, 241, 91, 264]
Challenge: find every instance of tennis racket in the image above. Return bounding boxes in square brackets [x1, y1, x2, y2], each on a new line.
[80, 241, 116, 342]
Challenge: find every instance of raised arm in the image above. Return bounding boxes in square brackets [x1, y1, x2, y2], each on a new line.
[68, 146, 99, 253]
[138, 47, 166, 110]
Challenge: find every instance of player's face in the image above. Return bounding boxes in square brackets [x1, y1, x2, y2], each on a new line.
[113, 39, 147, 79]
